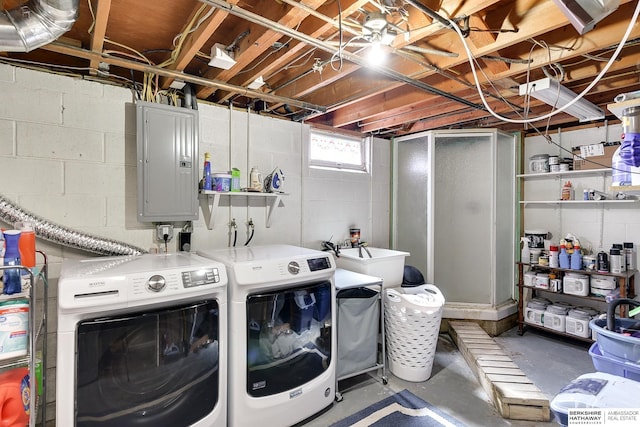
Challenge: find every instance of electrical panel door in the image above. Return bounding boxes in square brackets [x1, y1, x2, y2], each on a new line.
[136, 101, 199, 222]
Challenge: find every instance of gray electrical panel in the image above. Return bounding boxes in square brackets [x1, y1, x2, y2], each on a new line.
[136, 101, 199, 222]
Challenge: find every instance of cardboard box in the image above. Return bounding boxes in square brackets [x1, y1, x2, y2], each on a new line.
[572, 143, 619, 170]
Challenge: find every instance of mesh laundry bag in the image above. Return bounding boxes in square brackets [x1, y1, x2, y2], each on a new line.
[384, 284, 445, 382]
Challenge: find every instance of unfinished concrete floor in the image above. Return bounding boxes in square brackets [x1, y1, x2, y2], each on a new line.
[300, 326, 594, 426]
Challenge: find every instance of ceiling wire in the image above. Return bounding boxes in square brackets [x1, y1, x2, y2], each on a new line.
[172, 5, 215, 48]
[236, 22, 302, 76]
[451, 0, 640, 125]
[333, 0, 345, 71]
[87, 0, 96, 34]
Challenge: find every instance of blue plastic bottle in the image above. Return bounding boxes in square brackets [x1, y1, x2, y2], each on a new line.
[2, 230, 22, 295]
[203, 152, 212, 191]
[559, 244, 570, 269]
[570, 245, 583, 270]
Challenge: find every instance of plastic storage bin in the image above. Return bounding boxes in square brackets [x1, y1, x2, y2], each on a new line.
[550, 372, 640, 427]
[590, 318, 640, 363]
[590, 298, 640, 363]
[566, 306, 598, 339]
[543, 302, 573, 332]
[384, 284, 444, 382]
[524, 297, 550, 327]
[589, 342, 640, 381]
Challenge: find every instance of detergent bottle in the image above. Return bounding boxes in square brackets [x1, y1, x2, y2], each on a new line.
[0, 367, 31, 426]
[2, 230, 22, 295]
[570, 244, 583, 270]
[521, 237, 531, 264]
[202, 152, 212, 191]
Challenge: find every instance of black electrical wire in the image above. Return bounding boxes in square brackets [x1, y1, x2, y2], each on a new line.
[244, 228, 255, 246]
[233, 229, 237, 247]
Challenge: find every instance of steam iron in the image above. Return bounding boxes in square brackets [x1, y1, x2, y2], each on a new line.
[264, 167, 285, 193]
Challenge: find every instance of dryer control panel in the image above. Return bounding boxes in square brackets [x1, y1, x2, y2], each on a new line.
[181, 267, 222, 287]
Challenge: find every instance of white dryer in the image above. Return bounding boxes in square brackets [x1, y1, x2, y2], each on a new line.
[197, 244, 336, 427]
[56, 253, 228, 427]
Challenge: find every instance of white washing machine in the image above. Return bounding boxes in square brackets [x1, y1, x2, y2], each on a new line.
[197, 244, 336, 427]
[56, 253, 228, 427]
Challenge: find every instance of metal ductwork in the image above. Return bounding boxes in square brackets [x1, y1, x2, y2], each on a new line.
[0, 0, 78, 52]
[0, 195, 147, 256]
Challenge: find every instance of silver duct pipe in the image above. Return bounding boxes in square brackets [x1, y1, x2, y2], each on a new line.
[0, 195, 146, 256]
[0, 0, 79, 52]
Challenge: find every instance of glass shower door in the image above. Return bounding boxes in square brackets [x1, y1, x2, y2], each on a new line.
[432, 133, 493, 304]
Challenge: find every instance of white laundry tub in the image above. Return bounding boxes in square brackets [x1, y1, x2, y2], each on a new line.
[335, 247, 410, 287]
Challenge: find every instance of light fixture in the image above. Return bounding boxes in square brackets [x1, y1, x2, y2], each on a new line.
[362, 11, 396, 46]
[519, 77, 605, 122]
[208, 43, 236, 70]
[367, 40, 386, 66]
[247, 76, 265, 90]
[362, 12, 388, 33]
[550, 0, 620, 34]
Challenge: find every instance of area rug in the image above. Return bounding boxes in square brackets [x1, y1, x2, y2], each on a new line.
[330, 389, 467, 427]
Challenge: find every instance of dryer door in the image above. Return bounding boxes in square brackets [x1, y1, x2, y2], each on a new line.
[246, 280, 332, 397]
[75, 300, 220, 427]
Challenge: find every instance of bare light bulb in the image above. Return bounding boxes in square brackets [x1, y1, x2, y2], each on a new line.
[367, 39, 386, 66]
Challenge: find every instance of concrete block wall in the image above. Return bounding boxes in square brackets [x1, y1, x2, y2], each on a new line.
[0, 62, 392, 425]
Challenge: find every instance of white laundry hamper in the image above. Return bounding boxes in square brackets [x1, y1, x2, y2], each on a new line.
[384, 284, 445, 382]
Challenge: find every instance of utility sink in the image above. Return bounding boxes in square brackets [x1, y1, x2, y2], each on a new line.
[335, 247, 410, 287]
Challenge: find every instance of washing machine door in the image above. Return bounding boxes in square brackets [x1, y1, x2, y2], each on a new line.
[75, 300, 220, 427]
[246, 280, 332, 397]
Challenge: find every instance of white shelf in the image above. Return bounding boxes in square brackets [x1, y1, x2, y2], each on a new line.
[199, 191, 286, 229]
[520, 199, 639, 206]
[516, 168, 611, 179]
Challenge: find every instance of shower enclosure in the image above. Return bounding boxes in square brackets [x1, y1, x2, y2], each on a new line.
[392, 129, 518, 322]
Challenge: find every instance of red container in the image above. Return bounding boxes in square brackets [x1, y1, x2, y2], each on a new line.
[16, 224, 35, 268]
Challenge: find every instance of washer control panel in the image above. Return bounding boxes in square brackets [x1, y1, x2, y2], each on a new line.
[287, 261, 301, 275]
[147, 274, 166, 292]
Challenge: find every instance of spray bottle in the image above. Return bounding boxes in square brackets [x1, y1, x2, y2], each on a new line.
[203, 152, 212, 191]
[521, 237, 531, 264]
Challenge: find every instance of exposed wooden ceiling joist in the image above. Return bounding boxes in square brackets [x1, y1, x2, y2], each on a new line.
[1, 0, 636, 138]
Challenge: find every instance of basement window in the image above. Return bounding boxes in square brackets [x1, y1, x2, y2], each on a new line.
[308, 129, 368, 172]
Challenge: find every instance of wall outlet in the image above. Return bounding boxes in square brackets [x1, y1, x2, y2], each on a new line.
[156, 224, 174, 242]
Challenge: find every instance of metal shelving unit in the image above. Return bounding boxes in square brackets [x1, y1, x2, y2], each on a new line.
[0, 251, 48, 427]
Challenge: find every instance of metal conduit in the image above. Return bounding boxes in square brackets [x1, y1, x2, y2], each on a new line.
[198, 0, 485, 112]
